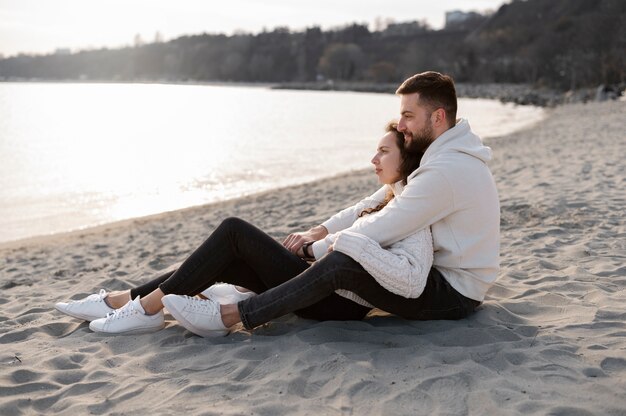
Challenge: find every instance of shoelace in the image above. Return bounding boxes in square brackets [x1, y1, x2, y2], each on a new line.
[184, 296, 219, 315]
[105, 300, 138, 321]
[72, 289, 107, 305]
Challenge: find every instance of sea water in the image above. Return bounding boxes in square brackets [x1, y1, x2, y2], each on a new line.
[0, 83, 544, 243]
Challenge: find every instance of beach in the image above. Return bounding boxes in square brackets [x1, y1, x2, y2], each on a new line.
[1, 99, 625, 414]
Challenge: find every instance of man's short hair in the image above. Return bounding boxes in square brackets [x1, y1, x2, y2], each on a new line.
[396, 71, 457, 128]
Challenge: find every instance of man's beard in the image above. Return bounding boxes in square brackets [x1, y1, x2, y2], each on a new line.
[404, 122, 435, 155]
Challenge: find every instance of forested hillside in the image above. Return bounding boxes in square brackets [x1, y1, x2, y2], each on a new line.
[1, 0, 623, 90]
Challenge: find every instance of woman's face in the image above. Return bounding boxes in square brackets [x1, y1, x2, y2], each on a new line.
[371, 132, 402, 185]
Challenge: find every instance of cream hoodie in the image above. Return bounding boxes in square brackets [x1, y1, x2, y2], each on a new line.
[312, 119, 500, 301]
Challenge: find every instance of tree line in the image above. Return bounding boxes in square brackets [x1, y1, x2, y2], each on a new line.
[1, 0, 624, 90]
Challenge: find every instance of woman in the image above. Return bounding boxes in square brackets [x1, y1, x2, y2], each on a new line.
[55, 122, 438, 336]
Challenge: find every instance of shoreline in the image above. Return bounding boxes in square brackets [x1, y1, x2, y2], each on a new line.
[273, 81, 625, 107]
[3, 78, 623, 107]
[0, 168, 374, 251]
[1, 100, 625, 414]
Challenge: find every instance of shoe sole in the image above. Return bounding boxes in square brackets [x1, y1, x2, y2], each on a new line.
[162, 297, 228, 338]
[88, 321, 165, 335]
[54, 304, 109, 322]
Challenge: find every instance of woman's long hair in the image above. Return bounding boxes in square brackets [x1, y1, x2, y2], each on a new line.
[358, 122, 423, 217]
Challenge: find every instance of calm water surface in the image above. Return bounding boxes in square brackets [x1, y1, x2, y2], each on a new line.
[0, 83, 544, 243]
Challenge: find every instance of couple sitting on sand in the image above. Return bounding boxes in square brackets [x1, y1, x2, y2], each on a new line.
[55, 71, 500, 336]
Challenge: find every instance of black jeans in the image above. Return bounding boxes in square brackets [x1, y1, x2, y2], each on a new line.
[131, 217, 370, 322]
[131, 217, 479, 329]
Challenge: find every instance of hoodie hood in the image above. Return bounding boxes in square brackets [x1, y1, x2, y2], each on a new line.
[421, 118, 492, 165]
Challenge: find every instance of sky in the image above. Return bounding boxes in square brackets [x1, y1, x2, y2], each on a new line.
[0, 0, 507, 57]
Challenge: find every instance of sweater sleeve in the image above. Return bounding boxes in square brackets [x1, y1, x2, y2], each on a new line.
[311, 232, 337, 260]
[312, 185, 388, 259]
[332, 228, 433, 299]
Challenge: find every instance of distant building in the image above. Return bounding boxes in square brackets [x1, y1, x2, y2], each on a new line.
[54, 48, 71, 55]
[382, 21, 428, 37]
[445, 10, 483, 28]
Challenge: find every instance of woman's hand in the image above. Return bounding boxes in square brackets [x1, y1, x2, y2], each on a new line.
[283, 225, 328, 254]
[295, 244, 306, 258]
[327, 244, 334, 253]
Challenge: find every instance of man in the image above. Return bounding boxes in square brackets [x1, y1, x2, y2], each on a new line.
[284, 71, 500, 316]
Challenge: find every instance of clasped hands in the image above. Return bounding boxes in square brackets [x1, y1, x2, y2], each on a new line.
[282, 225, 331, 259]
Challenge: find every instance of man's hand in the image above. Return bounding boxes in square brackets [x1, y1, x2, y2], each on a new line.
[283, 225, 328, 255]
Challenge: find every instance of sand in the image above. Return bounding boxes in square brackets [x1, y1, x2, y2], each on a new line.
[1, 100, 625, 415]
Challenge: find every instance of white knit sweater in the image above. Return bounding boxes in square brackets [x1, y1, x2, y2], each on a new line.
[315, 181, 433, 308]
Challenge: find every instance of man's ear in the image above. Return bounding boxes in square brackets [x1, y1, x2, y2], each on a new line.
[431, 108, 446, 127]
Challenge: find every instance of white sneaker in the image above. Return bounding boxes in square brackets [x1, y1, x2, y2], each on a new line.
[162, 294, 229, 338]
[89, 296, 164, 334]
[200, 283, 256, 304]
[55, 289, 115, 321]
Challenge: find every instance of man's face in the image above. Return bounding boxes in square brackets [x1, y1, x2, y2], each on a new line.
[397, 93, 435, 154]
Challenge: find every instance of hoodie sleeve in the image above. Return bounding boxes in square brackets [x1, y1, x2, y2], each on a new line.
[321, 185, 388, 233]
[342, 167, 455, 247]
[333, 229, 433, 298]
